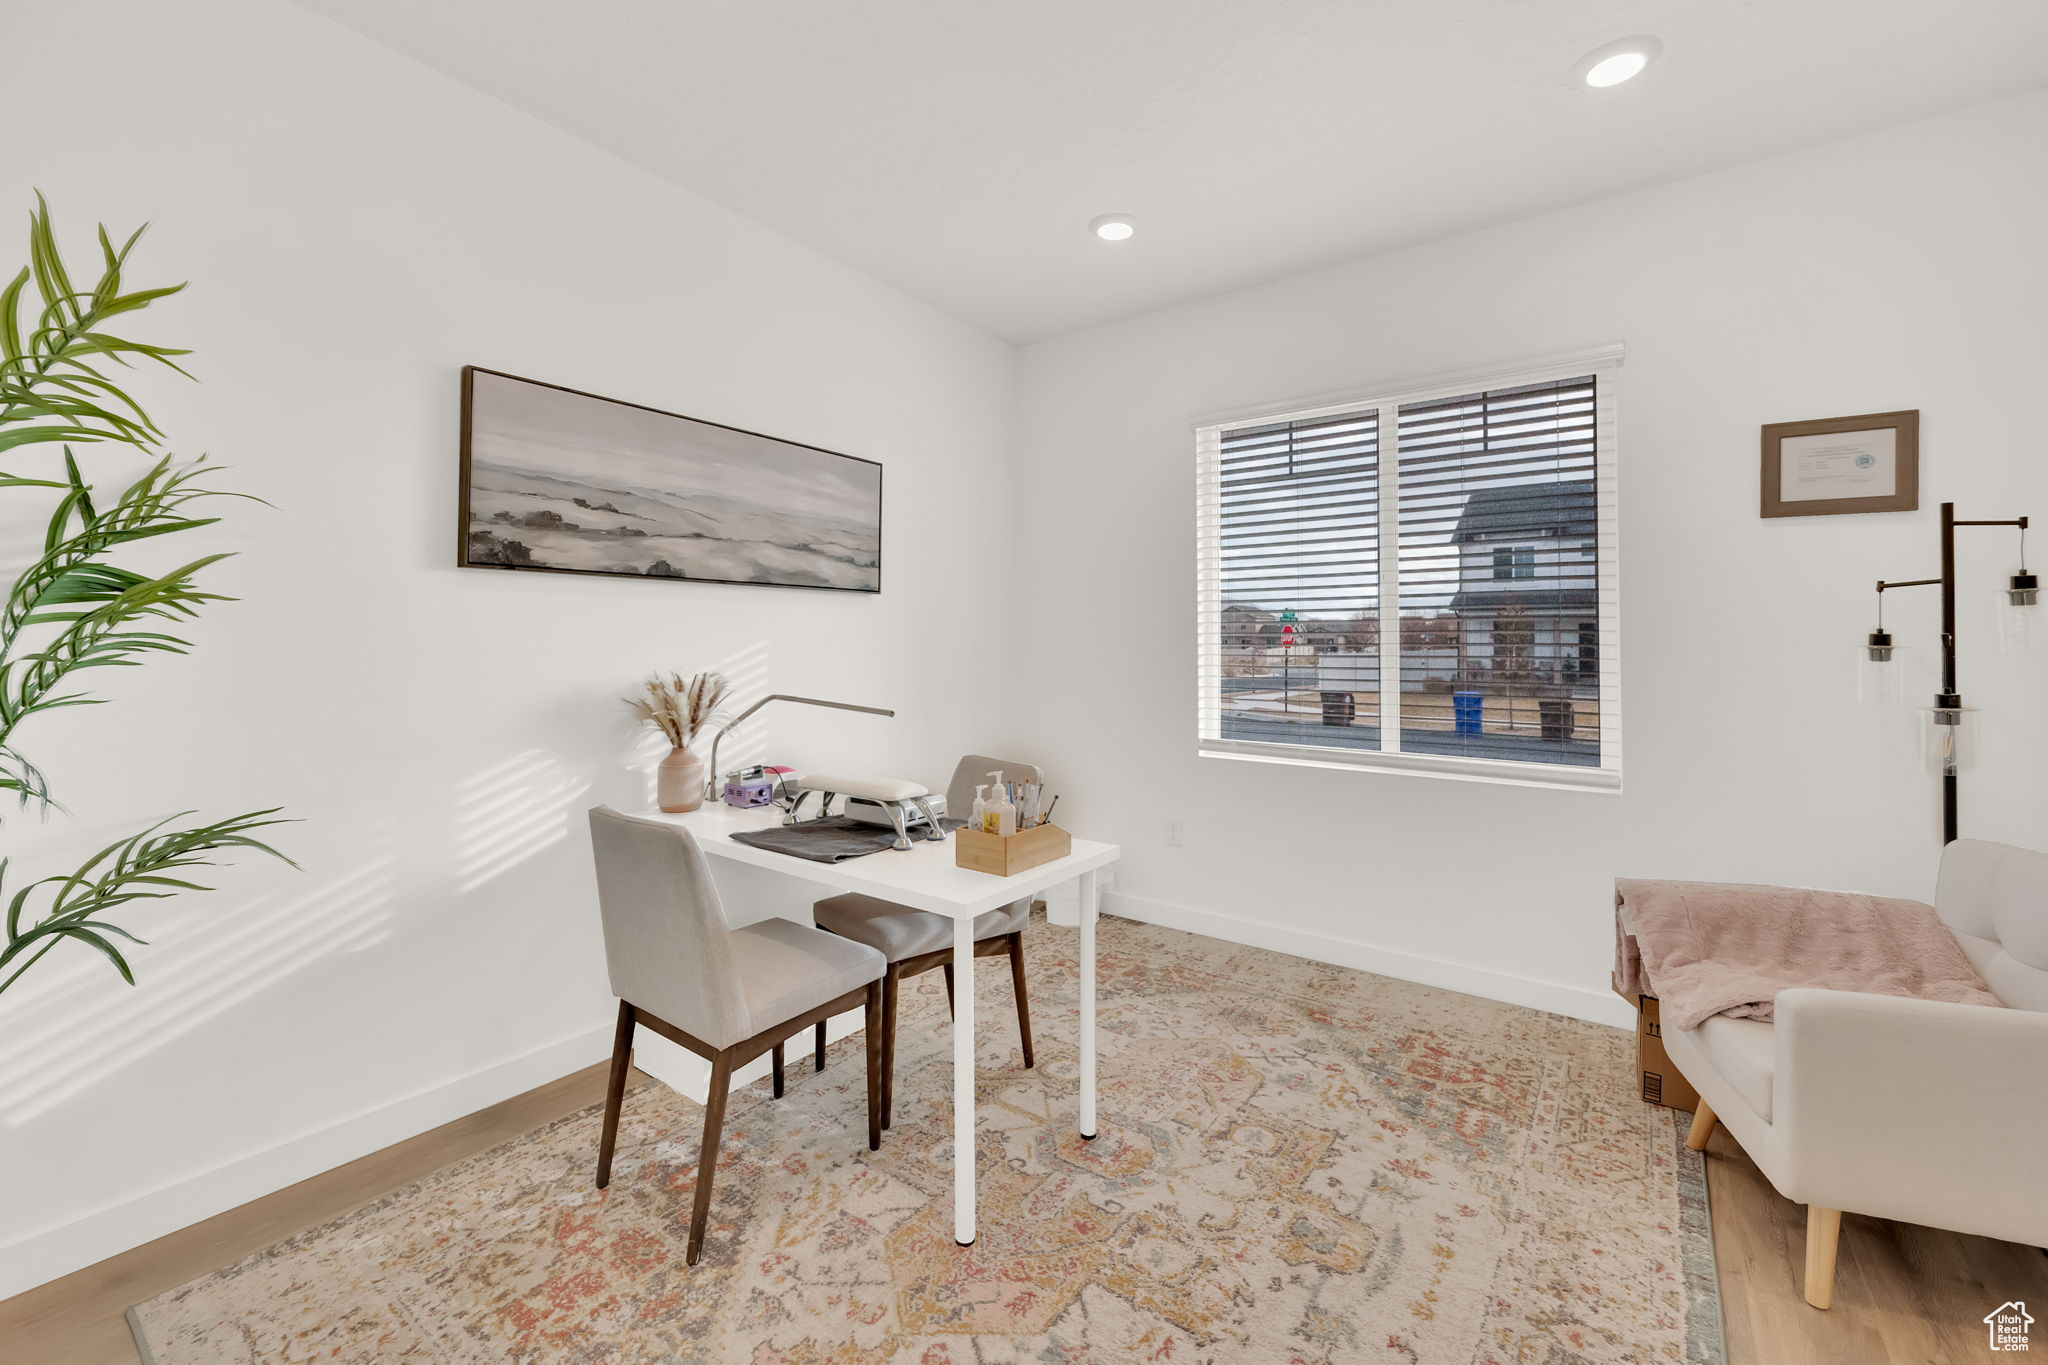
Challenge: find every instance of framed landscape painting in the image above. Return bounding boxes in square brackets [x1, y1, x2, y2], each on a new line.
[458, 367, 882, 592]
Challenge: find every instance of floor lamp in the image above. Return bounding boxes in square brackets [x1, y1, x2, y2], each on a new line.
[1860, 501, 2035, 843]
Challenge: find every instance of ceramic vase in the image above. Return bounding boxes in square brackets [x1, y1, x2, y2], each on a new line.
[658, 745, 706, 813]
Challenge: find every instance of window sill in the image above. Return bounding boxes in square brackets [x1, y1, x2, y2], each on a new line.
[1197, 739, 1622, 794]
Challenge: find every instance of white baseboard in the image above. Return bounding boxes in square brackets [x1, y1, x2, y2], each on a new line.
[1103, 890, 1635, 1030]
[0, 1022, 614, 1303]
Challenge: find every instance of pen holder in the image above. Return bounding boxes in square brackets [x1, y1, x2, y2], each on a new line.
[955, 822, 1070, 876]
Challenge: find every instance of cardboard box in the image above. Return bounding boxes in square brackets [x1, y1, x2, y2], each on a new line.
[1612, 973, 1699, 1113]
[955, 822, 1071, 876]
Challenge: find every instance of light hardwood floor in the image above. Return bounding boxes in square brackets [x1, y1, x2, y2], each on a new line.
[1698, 1119, 2048, 1364]
[3, 1076, 2041, 1364]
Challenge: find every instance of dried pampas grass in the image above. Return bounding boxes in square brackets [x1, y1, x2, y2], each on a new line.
[625, 670, 731, 748]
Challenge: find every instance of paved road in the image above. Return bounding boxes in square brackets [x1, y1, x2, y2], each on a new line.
[1218, 714, 1599, 767]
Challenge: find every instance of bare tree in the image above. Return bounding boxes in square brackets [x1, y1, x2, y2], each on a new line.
[1402, 613, 1460, 651]
[1490, 605, 1535, 681]
[1337, 612, 1379, 652]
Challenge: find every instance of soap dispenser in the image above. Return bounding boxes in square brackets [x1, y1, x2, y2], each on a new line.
[984, 771, 1017, 836]
[971, 784, 989, 833]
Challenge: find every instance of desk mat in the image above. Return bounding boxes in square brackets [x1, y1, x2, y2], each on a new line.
[729, 814, 963, 862]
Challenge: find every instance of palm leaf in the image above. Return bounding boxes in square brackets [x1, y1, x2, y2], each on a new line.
[0, 266, 28, 365]
[0, 195, 295, 996]
[0, 808, 297, 995]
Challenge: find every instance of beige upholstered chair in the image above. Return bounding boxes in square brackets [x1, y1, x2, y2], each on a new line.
[811, 755, 1042, 1128]
[587, 805, 887, 1265]
[1670, 838, 2048, 1309]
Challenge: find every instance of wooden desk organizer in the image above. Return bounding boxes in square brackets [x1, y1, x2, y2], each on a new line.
[955, 822, 1070, 876]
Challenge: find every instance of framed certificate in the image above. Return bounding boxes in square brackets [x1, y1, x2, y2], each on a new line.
[1760, 409, 1918, 517]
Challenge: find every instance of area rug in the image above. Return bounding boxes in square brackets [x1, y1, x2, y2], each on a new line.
[131, 913, 1724, 1364]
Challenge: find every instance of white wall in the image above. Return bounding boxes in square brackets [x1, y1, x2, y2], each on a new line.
[1016, 91, 2048, 1024]
[0, 0, 1017, 1298]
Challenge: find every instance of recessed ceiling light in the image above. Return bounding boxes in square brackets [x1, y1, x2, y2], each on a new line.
[1576, 35, 1662, 88]
[1090, 213, 1136, 242]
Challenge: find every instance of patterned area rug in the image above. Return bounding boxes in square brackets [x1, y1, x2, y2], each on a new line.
[131, 914, 1724, 1364]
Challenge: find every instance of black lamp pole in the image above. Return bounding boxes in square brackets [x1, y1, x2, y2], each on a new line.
[1874, 501, 2029, 844]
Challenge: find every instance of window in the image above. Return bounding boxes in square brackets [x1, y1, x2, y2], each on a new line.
[1491, 546, 1536, 580]
[1195, 348, 1620, 791]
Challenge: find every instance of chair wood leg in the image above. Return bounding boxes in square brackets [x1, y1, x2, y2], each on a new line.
[771, 1042, 785, 1099]
[864, 980, 883, 1151]
[881, 966, 900, 1129]
[595, 1001, 635, 1189]
[1803, 1206, 1842, 1310]
[687, 1052, 733, 1266]
[1686, 1100, 1716, 1152]
[1007, 932, 1035, 1069]
[814, 1020, 827, 1072]
[943, 962, 955, 1019]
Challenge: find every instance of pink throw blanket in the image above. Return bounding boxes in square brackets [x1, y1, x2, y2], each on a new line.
[1615, 878, 2002, 1031]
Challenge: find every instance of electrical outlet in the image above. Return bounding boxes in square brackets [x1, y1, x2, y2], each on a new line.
[1164, 818, 1184, 847]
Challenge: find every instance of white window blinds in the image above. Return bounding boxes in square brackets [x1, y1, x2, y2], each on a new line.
[1195, 348, 1621, 792]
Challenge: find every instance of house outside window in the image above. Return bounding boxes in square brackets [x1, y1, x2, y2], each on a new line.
[1194, 347, 1621, 792]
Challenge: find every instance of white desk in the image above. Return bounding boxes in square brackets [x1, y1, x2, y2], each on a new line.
[631, 801, 1120, 1246]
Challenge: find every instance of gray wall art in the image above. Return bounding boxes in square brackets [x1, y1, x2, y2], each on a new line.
[459, 367, 882, 592]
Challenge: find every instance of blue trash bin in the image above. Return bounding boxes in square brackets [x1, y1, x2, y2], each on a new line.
[1452, 691, 1483, 736]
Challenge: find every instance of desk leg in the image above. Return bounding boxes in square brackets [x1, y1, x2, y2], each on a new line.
[952, 909, 976, 1246]
[1078, 866, 1098, 1141]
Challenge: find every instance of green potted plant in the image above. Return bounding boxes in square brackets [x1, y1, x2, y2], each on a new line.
[0, 195, 291, 998]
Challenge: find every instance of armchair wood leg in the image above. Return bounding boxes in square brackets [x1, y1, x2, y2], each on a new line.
[943, 962, 955, 1019]
[612, 987, 876, 1267]
[1007, 931, 1035, 1069]
[814, 1020, 827, 1073]
[1686, 1101, 1717, 1152]
[1803, 1205, 1842, 1310]
[771, 1042, 785, 1099]
[687, 1053, 733, 1266]
[595, 1001, 635, 1190]
[881, 966, 900, 1130]
[864, 980, 883, 1150]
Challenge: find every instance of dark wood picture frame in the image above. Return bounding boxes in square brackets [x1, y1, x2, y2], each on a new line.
[1760, 409, 1918, 518]
[458, 366, 883, 593]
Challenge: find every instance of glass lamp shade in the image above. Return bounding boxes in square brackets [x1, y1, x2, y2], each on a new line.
[1921, 703, 1977, 775]
[1997, 578, 2040, 653]
[1857, 642, 1904, 703]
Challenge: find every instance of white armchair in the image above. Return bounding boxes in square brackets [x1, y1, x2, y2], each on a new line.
[1664, 838, 2048, 1309]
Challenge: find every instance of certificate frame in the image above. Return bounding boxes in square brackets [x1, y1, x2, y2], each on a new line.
[1760, 409, 1918, 518]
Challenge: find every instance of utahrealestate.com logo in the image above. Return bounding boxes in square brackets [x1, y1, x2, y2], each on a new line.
[1986, 1301, 2035, 1352]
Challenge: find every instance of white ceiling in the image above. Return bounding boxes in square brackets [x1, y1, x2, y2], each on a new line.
[294, 0, 2048, 343]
